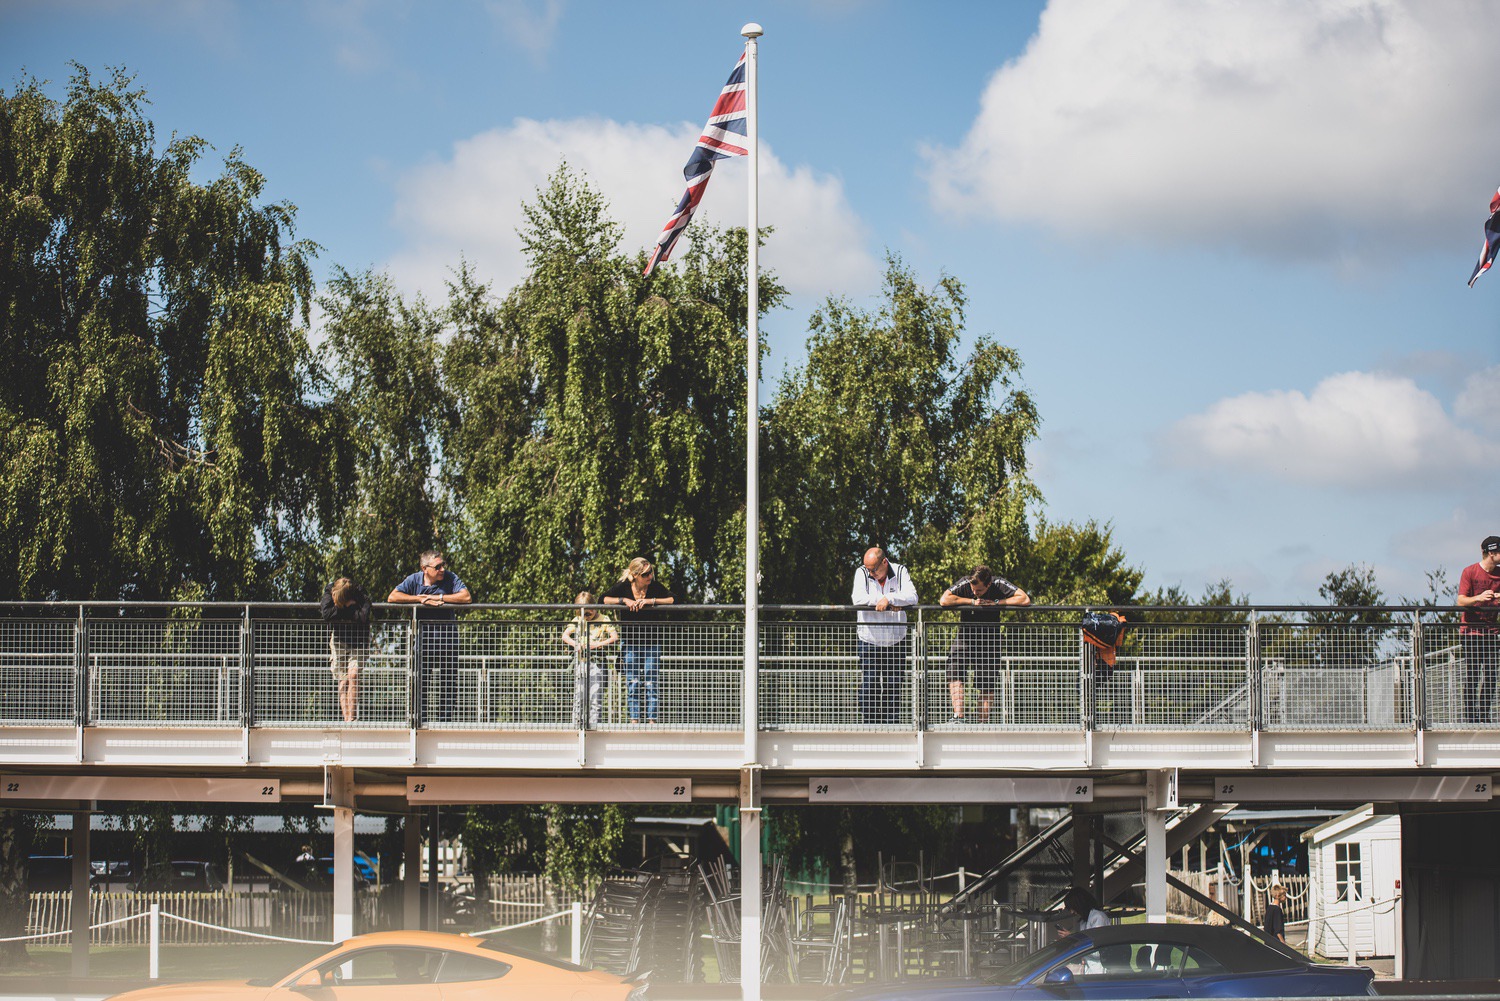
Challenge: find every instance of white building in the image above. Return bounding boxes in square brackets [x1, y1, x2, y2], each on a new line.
[1302, 805, 1400, 961]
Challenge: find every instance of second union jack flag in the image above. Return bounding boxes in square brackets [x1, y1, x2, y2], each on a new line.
[644, 53, 748, 276]
[1468, 187, 1500, 288]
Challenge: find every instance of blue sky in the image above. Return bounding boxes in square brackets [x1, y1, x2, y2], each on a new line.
[6, 0, 1498, 603]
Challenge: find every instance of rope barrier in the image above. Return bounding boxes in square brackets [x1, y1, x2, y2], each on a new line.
[784, 870, 966, 891]
[469, 908, 575, 936]
[158, 911, 333, 945]
[0, 911, 148, 943]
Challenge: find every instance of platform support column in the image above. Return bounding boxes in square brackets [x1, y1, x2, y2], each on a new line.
[740, 764, 763, 1001]
[70, 810, 89, 976]
[404, 811, 422, 929]
[331, 767, 355, 942]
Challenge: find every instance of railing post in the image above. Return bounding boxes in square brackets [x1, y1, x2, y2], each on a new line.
[241, 605, 254, 729]
[1248, 611, 1262, 733]
[576, 610, 590, 730]
[411, 607, 423, 729]
[1080, 619, 1095, 732]
[74, 604, 88, 729]
[1411, 612, 1426, 732]
[912, 609, 926, 731]
[571, 900, 583, 964]
[148, 901, 160, 979]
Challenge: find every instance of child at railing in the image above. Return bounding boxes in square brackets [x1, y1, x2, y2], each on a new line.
[562, 592, 618, 726]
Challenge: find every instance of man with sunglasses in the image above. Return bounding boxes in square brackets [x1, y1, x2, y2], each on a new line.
[389, 550, 472, 724]
[851, 547, 919, 724]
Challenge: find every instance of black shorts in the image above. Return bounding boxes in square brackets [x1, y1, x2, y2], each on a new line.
[945, 626, 1004, 690]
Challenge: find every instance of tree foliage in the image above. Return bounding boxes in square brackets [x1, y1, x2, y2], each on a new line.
[444, 166, 786, 603]
[0, 67, 327, 601]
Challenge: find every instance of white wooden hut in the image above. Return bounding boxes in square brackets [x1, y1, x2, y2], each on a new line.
[1302, 804, 1400, 960]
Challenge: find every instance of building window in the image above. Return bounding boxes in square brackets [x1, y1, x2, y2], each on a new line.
[1334, 842, 1362, 901]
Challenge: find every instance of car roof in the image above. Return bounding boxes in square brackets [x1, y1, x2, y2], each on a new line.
[324, 931, 616, 977]
[1077, 923, 1309, 972]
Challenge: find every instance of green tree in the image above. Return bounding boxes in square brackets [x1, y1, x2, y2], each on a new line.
[442, 165, 785, 602]
[762, 257, 1040, 604]
[317, 268, 451, 593]
[0, 67, 328, 602]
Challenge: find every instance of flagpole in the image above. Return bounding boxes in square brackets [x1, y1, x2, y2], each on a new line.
[739, 21, 763, 1001]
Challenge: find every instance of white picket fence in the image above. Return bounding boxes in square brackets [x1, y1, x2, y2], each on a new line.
[26, 890, 381, 945]
[479, 873, 594, 930]
[1166, 870, 1309, 925]
[26, 876, 591, 946]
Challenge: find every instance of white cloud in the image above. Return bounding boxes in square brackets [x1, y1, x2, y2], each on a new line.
[926, 0, 1500, 259]
[1164, 371, 1500, 486]
[1455, 364, 1500, 425]
[386, 117, 878, 301]
[485, 0, 564, 59]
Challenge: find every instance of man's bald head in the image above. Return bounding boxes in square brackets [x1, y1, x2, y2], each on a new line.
[863, 547, 888, 579]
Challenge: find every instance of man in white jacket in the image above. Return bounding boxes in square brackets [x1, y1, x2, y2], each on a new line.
[850, 547, 919, 724]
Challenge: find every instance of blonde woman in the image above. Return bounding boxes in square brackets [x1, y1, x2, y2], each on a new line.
[602, 558, 675, 723]
[562, 592, 618, 726]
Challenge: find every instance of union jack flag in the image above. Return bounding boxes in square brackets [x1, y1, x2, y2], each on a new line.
[644, 53, 748, 276]
[1468, 187, 1500, 288]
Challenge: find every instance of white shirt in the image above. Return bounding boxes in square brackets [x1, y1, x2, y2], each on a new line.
[1083, 908, 1111, 929]
[851, 561, 919, 646]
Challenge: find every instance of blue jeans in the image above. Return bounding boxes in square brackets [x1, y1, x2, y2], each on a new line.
[623, 642, 660, 722]
[857, 639, 907, 724]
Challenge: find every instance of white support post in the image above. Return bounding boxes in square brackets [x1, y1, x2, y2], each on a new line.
[571, 900, 583, 965]
[148, 902, 160, 980]
[740, 26, 765, 1001]
[740, 764, 763, 1001]
[331, 766, 355, 943]
[70, 810, 90, 977]
[403, 811, 422, 930]
[1143, 809, 1168, 922]
[333, 806, 355, 942]
[741, 21, 762, 767]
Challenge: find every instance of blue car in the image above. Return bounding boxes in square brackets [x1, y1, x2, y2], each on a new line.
[835, 924, 1376, 999]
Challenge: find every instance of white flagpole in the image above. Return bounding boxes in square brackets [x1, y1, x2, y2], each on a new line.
[739, 21, 763, 1001]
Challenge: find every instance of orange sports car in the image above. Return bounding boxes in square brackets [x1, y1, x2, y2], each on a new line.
[107, 930, 649, 1000]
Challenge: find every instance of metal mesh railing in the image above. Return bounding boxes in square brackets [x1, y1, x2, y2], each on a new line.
[252, 618, 411, 727]
[923, 619, 1081, 729]
[88, 618, 243, 727]
[0, 617, 76, 725]
[0, 604, 1477, 732]
[1258, 621, 1414, 730]
[1421, 622, 1499, 729]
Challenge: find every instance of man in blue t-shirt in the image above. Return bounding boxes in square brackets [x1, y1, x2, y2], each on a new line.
[388, 550, 471, 723]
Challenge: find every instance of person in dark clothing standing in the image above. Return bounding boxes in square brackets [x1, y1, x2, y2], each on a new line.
[938, 565, 1030, 723]
[320, 578, 371, 723]
[388, 551, 471, 724]
[603, 557, 675, 724]
[1263, 883, 1287, 943]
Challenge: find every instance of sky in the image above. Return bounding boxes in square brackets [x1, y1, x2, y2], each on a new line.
[5, 0, 1499, 604]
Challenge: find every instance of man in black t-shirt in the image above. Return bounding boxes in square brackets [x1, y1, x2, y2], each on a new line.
[938, 565, 1030, 723]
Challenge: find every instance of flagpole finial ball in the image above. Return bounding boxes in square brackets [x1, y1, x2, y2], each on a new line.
[741, 22, 764, 37]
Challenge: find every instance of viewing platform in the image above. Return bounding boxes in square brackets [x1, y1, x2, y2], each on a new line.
[1, 602, 1495, 784]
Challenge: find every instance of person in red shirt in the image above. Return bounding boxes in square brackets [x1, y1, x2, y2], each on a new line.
[1457, 535, 1500, 724]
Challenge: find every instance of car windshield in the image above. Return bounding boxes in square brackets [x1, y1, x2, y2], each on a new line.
[985, 936, 1083, 984]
